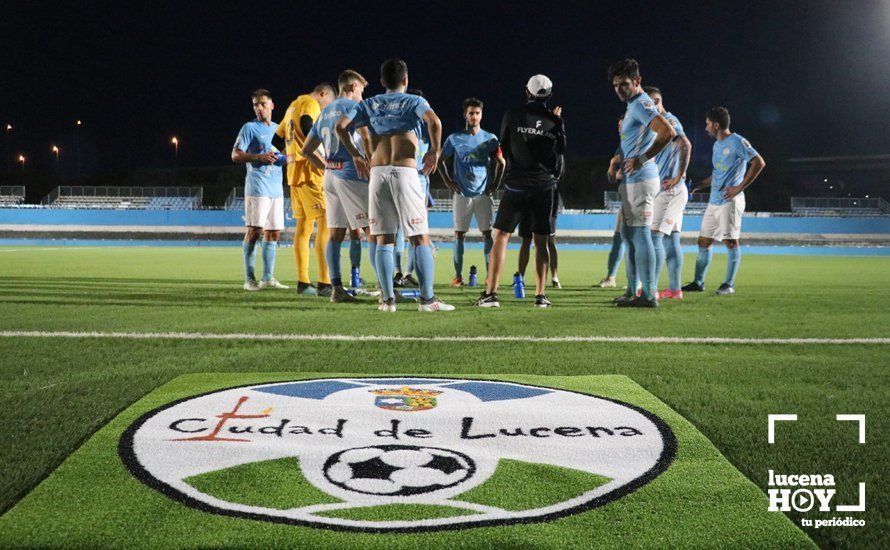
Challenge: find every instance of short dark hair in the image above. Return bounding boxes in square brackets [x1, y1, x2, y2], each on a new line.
[313, 82, 335, 95]
[407, 88, 424, 97]
[462, 97, 483, 112]
[706, 106, 731, 129]
[643, 86, 661, 97]
[381, 58, 408, 89]
[618, 112, 625, 120]
[608, 58, 640, 82]
[251, 89, 271, 101]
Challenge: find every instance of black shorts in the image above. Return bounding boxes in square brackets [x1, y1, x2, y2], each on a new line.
[517, 190, 559, 238]
[494, 187, 555, 238]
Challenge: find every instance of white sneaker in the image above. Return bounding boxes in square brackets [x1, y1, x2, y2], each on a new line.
[378, 299, 397, 312]
[551, 277, 562, 289]
[418, 296, 455, 312]
[598, 276, 616, 288]
[259, 278, 290, 290]
[243, 279, 261, 292]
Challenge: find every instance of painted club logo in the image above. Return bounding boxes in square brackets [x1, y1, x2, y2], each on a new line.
[371, 386, 442, 412]
[119, 378, 676, 532]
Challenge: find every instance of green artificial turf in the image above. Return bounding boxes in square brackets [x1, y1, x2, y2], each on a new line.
[0, 246, 887, 548]
[0, 373, 814, 548]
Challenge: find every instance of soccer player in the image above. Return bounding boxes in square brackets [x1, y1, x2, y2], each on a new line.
[231, 89, 289, 291]
[300, 70, 374, 303]
[474, 74, 565, 308]
[336, 59, 454, 312]
[276, 83, 335, 296]
[599, 114, 627, 288]
[439, 97, 505, 287]
[682, 107, 765, 295]
[392, 88, 430, 290]
[608, 59, 677, 308]
[644, 86, 691, 300]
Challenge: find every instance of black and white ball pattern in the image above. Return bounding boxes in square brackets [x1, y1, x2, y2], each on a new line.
[323, 444, 476, 496]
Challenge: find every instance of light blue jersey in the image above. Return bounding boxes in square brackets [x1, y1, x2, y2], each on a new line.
[442, 129, 500, 197]
[710, 133, 759, 205]
[620, 92, 660, 184]
[233, 120, 285, 198]
[655, 112, 686, 184]
[307, 97, 367, 182]
[346, 92, 431, 136]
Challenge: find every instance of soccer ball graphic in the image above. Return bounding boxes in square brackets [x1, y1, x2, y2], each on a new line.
[323, 444, 476, 496]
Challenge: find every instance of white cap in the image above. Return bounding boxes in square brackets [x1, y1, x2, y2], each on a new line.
[526, 74, 553, 98]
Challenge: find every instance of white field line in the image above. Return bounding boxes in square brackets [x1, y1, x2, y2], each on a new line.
[0, 330, 887, 345]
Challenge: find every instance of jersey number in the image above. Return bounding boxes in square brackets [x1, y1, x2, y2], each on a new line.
[320, 127, 340, 157]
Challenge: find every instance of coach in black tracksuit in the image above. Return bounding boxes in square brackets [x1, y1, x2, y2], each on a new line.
[474, 74, 565, 309]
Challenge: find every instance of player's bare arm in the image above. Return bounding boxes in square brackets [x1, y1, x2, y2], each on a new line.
[335, 115, 370, 179]
[358, 127, 373, 160]
[232, 148, 276, 165]
[438, 154, 459, 193]
[663, 134, 692, 190]
[607, 154, 622, 184]
[487, 150, 506, 195]
[421, 110, 442, 175]
[299, 135, 327, 172]
[691, 175, 712, 194]
[625, 115, 676, 174]
[723, 155, 766, 200]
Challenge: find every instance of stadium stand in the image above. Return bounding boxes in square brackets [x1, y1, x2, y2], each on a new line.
[41, 186, 202, 210]
[0, 186, 26, 206]
[790, 196, 889, 217]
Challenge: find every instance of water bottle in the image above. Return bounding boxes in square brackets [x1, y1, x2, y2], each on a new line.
[351, 266, 361, 288]
[468, 265, 478, 287]
[513, 273, 525, 299]
[399, 289, 421, 299]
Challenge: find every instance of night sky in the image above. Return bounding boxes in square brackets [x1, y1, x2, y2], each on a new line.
[3, 1, 889, 174]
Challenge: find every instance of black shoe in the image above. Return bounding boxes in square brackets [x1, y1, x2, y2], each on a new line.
[473, 291, 500, 308]
[617, 296, 659, 308]
[534, 294, 552, 308]
[681, 281, 705, 292]
[393, 272, 405, 288]
[316, 283, 333, 298]
[613, 293, 635, 304]
[402, 273, 419, 288]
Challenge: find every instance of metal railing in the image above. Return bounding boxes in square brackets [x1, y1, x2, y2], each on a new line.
[225, 187, 245, 209]
[0, 185, 26, 205]
[790, 197, 889, 216]
[41, 186, 203, 209]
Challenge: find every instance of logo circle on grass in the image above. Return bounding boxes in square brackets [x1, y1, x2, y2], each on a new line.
[120, 377, 676, 532]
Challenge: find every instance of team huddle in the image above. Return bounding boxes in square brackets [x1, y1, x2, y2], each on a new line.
[232, 58, 765, 310]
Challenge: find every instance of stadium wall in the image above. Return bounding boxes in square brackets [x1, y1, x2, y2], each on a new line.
[0, 208, 888, 244]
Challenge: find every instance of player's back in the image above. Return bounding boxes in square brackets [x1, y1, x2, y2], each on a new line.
[312, 97, 364, 180]
[351, 92, 431, 168]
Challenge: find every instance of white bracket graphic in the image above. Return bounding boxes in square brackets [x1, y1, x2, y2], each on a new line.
[836, 414, 866, 444]
[768, 414, 798, 444]
[836, 482, 866, 512]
